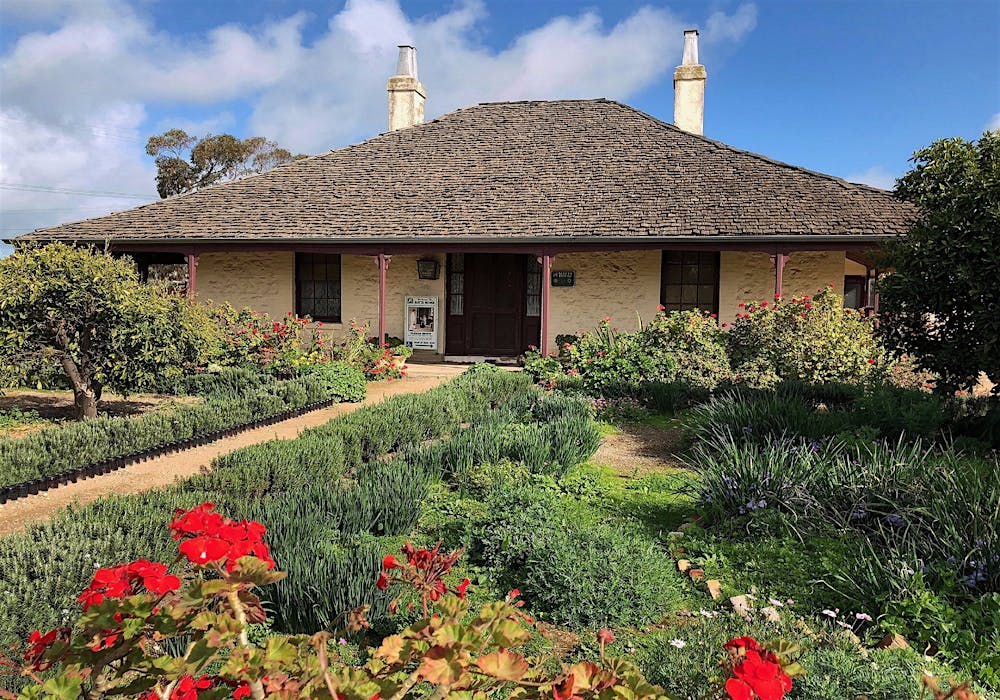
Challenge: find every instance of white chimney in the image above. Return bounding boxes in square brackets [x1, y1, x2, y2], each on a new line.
[673, 29, 706, 135]
[387, 45, 426, 131]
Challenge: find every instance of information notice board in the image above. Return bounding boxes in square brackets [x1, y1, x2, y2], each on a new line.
[404, 295, 438, 350]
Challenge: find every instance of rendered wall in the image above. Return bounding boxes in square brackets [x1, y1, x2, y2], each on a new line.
[718, 251, 847, 321]
[196, 252, 295, 321]
[548, 250, 662, 346]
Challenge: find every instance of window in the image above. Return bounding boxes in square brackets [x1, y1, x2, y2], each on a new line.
[843, 275, 868, 310]
[660, 251, 719, 314]
[525, 257, 542, 317]
[447, 253, 464, 316]
[295, 253, 341, 322]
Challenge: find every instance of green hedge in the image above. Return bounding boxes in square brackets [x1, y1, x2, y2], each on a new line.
[0, 364, 367, 489]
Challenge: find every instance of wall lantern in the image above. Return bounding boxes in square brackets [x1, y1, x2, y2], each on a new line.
[416, 258, 440, 280]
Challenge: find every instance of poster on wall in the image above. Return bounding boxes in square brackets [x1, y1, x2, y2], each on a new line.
[404, 295, 438, 350]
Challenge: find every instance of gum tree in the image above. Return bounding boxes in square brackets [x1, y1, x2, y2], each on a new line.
[0, 243, 217, 418]
[879, 130, 1000, 395]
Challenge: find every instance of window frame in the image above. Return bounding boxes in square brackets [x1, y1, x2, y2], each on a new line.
[660, 251, 720, 315]
[294, 253, 342, 323]
[843, 274, 868, 310]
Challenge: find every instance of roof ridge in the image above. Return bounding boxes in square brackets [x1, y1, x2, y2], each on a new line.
[605, 99, 898, 197]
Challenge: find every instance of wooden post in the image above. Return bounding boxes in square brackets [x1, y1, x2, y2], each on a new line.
[540, 253, 553, 356]
[186, 253, 199, 299]
[771, 252, 788, 298]
[376, 254, 391, 344]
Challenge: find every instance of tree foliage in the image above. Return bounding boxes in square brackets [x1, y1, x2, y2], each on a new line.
[879, 130, 1000, 395]
[0, 244, 220, 419]
[145, 129, 304, 198]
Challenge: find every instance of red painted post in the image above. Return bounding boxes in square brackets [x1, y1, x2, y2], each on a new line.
[540, 253, 553, 356]
[186, 253, 199, 299]
[376, 254, 390, 344]
[772, 252, 788, 297]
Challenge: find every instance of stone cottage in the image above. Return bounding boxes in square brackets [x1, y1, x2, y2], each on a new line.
[16, 31, 914, 360]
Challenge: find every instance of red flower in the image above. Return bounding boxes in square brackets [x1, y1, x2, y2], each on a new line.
[24, 629, 67, 671]
[376, 572, 390, 590]
[179, 536, 231, 565]
[170, 503, 224, 540]
[455, 578, 471, 599]
[726, 678, 753, 700]
[760, 301, 769, 308]
[597, 628, 615, 645]
[233, 684, 252, 699]
[738, 302, 745, 309]
[724, 636, 763, 652]
[867, 358, 875, 365]
[657, 304, 666, 311]
[383, 554, 400, 570]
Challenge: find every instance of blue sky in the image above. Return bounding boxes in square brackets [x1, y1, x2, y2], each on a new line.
[1, 0, 998, 256]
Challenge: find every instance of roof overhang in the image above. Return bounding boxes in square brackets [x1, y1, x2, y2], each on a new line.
[9, 233, 898, 256]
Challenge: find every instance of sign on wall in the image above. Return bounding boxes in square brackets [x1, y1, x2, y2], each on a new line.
[404, 295, 438, 350]
[551, 270, 575, 287]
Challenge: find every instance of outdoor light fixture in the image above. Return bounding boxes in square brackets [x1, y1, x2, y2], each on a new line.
[416, 258, 439, 280]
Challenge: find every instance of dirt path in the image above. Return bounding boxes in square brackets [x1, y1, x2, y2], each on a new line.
[593, 421, 687, 477]
[0, 364, 468, 537]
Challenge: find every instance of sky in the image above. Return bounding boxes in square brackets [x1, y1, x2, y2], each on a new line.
[1, 0, 998, 257]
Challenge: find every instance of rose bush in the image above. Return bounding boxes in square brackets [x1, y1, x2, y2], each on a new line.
[522, 308, 729, 396]
[2, 504, 811, 700]
[727, 287, 885, 387]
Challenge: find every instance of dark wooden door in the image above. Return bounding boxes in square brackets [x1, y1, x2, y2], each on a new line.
[467, 253, 523, 355]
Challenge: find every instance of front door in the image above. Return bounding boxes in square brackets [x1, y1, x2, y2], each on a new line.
[445, 253, 540, 357]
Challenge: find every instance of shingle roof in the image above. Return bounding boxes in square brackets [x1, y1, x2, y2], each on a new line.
[18, 99, 915, 243]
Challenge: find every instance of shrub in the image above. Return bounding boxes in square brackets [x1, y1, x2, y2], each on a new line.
[523, 309, 729, 397]
[727, 286, 885, 386]
[476, 483, 681, 627]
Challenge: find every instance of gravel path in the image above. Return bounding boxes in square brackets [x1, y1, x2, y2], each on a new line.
[0, 365, 468, 537]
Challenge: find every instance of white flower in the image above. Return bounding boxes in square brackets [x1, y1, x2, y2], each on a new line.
[698, 609, 718, 618]
[669, 639, 686, 649]
[855, 612, 873, 622]
[822, 609, 838, 618]
[768, 598, 784, 607]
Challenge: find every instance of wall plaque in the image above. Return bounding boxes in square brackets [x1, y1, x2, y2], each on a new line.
[551, 270, 575, 287]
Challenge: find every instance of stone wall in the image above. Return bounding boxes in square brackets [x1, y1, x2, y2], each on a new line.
[197, 252, 295, 320]
[718, 251, 847, 321]
[549, 250, 661, 344]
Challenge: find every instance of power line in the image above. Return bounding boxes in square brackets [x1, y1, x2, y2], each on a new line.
[0, 183, 153, 199]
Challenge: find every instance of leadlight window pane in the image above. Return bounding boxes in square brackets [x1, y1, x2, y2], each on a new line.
[449, 254, 464, 316]
[296, 253, 341, 322]
[526, 258, 541, 317]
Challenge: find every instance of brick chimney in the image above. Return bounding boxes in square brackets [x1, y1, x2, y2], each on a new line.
[387, 45, 426, 131]
[673, 30, 706, 135]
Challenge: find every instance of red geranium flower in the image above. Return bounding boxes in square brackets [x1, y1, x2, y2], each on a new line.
[179, 536, 231, 565]
[455, 578, 471, 599]
[383, 554, 399, 570]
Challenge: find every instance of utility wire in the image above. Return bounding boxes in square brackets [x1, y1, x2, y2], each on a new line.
[0, 183, 153, 199]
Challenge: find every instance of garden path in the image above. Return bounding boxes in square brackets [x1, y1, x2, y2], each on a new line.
[0, 363, 470, 537]
[593, 419, 687, 477]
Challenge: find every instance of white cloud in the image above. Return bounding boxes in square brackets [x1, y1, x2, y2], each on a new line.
[0, 0, 758, 249]
[845, 165, 897, 190]
[987, 112, 1000, 131]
